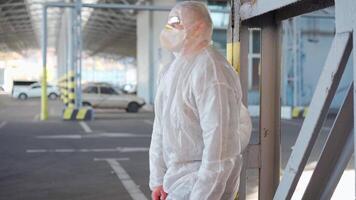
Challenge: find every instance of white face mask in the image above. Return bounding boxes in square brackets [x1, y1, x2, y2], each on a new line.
[160, 26, 186, 52]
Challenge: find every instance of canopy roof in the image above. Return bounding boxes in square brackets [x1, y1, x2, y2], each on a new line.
[0, 0, 228, 57]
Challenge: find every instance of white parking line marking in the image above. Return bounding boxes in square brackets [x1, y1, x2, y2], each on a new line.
[143, 120, 153, 125]
[94, 157, 130, 162]
[0, 121, 7, 129]
[37, 135, 82, 139]
[36, 133, 151, 139]
[26, 147, 149, 153]
[27, 149, 47, 153]
[97, 158, 148, 200]
[79, 121, 92, 133]
[54, 149, 76, 153]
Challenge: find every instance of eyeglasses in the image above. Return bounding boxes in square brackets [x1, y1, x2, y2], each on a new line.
[165, 16, 182, 30]
[167, 16, 181, 26]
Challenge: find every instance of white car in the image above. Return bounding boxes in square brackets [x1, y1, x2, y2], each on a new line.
[12, 82, 59, 100]
[82, 84, 145, 113]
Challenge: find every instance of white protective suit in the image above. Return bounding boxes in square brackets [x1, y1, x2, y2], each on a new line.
[149, 2, 252, 200]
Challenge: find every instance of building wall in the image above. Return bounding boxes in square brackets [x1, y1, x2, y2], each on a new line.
[281, 11, 353, 110]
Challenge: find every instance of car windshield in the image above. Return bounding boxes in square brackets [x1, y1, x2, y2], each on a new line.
[29, 84, 53, 89]
[83, 86, 98, 94]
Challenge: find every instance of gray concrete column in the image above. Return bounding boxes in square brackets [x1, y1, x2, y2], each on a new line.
[136, 0, 176, 105]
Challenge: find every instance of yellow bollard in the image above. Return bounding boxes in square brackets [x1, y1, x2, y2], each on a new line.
[227, 41, 241, 73]
[41, 67, 48, 120]
[67, 70, 76, 108]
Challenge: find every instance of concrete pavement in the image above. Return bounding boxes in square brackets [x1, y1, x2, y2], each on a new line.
[0, 94, 353, 199]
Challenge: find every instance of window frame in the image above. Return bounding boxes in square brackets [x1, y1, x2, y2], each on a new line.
[248, 28, 261, 90]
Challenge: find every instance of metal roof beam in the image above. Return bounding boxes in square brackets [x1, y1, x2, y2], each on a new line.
[83, 27, 135, 36]
[85, 10, 135, 24]
[84, 19, 135, 31]
[0, 15, 30, 22]
[241, 0, 334, 23]
[0, 2, 26, 9]
[83, 23, 134, 33]
[1, 7, 27, 16]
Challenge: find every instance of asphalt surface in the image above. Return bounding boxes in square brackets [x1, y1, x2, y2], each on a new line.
[0, 94, 352, 199]
[0, 95, 153, 200]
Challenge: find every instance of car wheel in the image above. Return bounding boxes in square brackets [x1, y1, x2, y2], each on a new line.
[48, 93, 58, 100]
[126, 102, 140, 113]
[18, 93, 28, 100]
[82, 101, 92, 107]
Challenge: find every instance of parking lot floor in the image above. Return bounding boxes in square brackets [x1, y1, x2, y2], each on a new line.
[0, 94, 353, 199]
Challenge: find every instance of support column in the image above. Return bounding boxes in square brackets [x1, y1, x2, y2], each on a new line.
[68, 8, 75, 108]
[41, 6, 48, 120]
[260, 16, 281, 200]
[136, 0, 175, 105]
[237, 24, 249, 200]
[227, 0, 241, 73]
[353, 13, 356, 200]
[136, 11, 150, 104]
[57, 13, 68, 104]
[240, 25, 249, 106]
[73, 0, 82, 109]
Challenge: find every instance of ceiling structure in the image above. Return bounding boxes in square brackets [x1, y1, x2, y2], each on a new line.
[0, 0, 39, 52]
[82, 0, 228, 57]
[0, 0, 65, 53]
[82, 0, 145, 57]
[0, 0, 228, 57]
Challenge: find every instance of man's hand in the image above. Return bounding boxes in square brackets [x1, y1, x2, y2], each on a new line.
[152, 185, 167, 200]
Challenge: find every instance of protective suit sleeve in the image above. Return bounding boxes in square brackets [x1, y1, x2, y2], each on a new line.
[190, 82, 242, 200]
[239, 104, 252, 151]
[149, 117, 167, 190]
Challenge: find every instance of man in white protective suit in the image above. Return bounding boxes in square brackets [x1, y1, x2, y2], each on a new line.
[149, 1, 252, 200]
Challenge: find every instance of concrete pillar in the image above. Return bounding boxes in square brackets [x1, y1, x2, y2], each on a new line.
[57, 11, 68, 79]
[136, 0, 175, 105]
